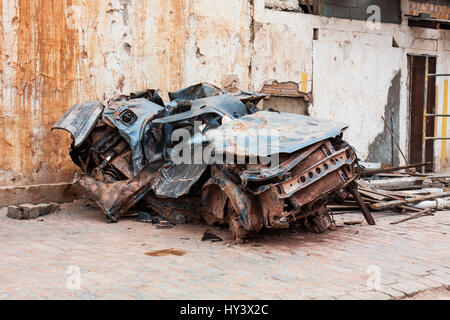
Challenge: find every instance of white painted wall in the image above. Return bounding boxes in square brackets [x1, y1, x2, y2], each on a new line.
[252, 0, 450, 170]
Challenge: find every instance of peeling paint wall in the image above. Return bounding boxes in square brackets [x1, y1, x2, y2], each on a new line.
[366, 71, 401, 166]
[1, 0, 450, 202]
[0, 0, 188, 189]
[0, 0, 253, 194]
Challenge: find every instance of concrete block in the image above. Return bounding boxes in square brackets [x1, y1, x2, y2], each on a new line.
[20, 204, 42, 220]
[38, 203, 60, 216]
[7, 205, 23, 220]
[17, 203, 60, 220]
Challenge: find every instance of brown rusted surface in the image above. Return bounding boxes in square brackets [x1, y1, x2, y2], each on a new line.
[204, 167, 264, 232]
[78, 169, 156, 220]
[143, 192, 202, 224]
[0, 0, 80, 188]
[201, 184, 229, 225]
[258, 185, 285, 228]
[0, 0, 187, 192]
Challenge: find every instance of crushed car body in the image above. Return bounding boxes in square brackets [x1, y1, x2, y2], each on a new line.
[53, 83, 373, 242]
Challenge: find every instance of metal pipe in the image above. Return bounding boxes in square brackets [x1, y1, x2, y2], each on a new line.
[427, 113, 450, 117]
[425, 137, 450, 140]
[426, 114, 450, 117]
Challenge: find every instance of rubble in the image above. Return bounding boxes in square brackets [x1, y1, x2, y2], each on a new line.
[52, 83, 373, 242]
[329, 161, 450, 225]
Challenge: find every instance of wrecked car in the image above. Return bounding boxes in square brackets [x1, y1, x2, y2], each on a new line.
[52, 83, 373, 242]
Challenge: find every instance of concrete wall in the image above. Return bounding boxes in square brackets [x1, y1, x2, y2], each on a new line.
[254, 0, 450, 170]
[1, 0, 450, 205]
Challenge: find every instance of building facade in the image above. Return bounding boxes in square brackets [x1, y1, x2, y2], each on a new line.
[0, 0, 449, 205]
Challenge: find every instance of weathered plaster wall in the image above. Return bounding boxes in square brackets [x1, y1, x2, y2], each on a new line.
[0, 0, 255, 205]
[1, 0, 450, 205]
[0, 0, 188, 190]
[183, 0, 252, 90]
[252, 0, 450, 170]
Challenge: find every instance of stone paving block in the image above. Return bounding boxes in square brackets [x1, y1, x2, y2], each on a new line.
[349, 290, 390, 300]
[390, 280, 429, 296]
[415, 276, 444, 289]
[374, 285, 405, 299]
[336, 294, 359, 300]
[423, 274, 450, 288]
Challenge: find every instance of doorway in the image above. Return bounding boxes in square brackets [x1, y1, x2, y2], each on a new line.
[408, 55, 436, 172]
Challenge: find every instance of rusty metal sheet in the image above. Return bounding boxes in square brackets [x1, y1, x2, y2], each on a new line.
[276, 147, 355, 199]
[52, 101, 104, 148]
[152, 163, 207, 198]
[205, 110, 349, 157]
[241, 141, 324, 182]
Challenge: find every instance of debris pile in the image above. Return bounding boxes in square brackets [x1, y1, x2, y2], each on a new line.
[329, 162, 450, 225]
[52, 83, 373, 242]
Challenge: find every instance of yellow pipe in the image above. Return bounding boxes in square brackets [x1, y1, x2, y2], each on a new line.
[435, 86, 438, 140]
[301, 73, 308, 93]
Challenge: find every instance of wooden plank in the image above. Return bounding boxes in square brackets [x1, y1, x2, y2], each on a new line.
[351, 189, 376, 225]
[371, 191, 450, 210]
[390, 209, 434, 225]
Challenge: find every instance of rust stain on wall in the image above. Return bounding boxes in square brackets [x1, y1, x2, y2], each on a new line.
[0, 0, 188, 189]
[1, 0, 80, 187]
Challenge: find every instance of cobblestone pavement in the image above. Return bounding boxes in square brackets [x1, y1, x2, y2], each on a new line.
[0, 200, 449, 300]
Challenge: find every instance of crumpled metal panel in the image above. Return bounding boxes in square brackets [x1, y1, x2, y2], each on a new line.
[168, 82, 223, 101]
[205, 110, 349, 157]
[152, 163, 207, 198]
[103, 98, 164, 176]
[153, 94, 248, 124]
[52, 101, 104, 148]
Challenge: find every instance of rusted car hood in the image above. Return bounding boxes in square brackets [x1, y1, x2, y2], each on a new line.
[205, 110, 349, 157]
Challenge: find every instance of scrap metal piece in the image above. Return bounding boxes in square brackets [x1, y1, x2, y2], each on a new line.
[153, 163, 208, 198]
[203, 169, 263, 232]
[169, 82, 223, 101]
[202, 232, 223, 242]
[205, 110, 349, 157]
[52, 101, 104, 148]
[241, 141, 324, 182]
[103, 98, 164, 176]
[153, 94, 248, 124]
[77, 169, 156, 219]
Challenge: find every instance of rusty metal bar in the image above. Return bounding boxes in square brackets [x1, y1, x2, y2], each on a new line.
[381, 115, 408, 165]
